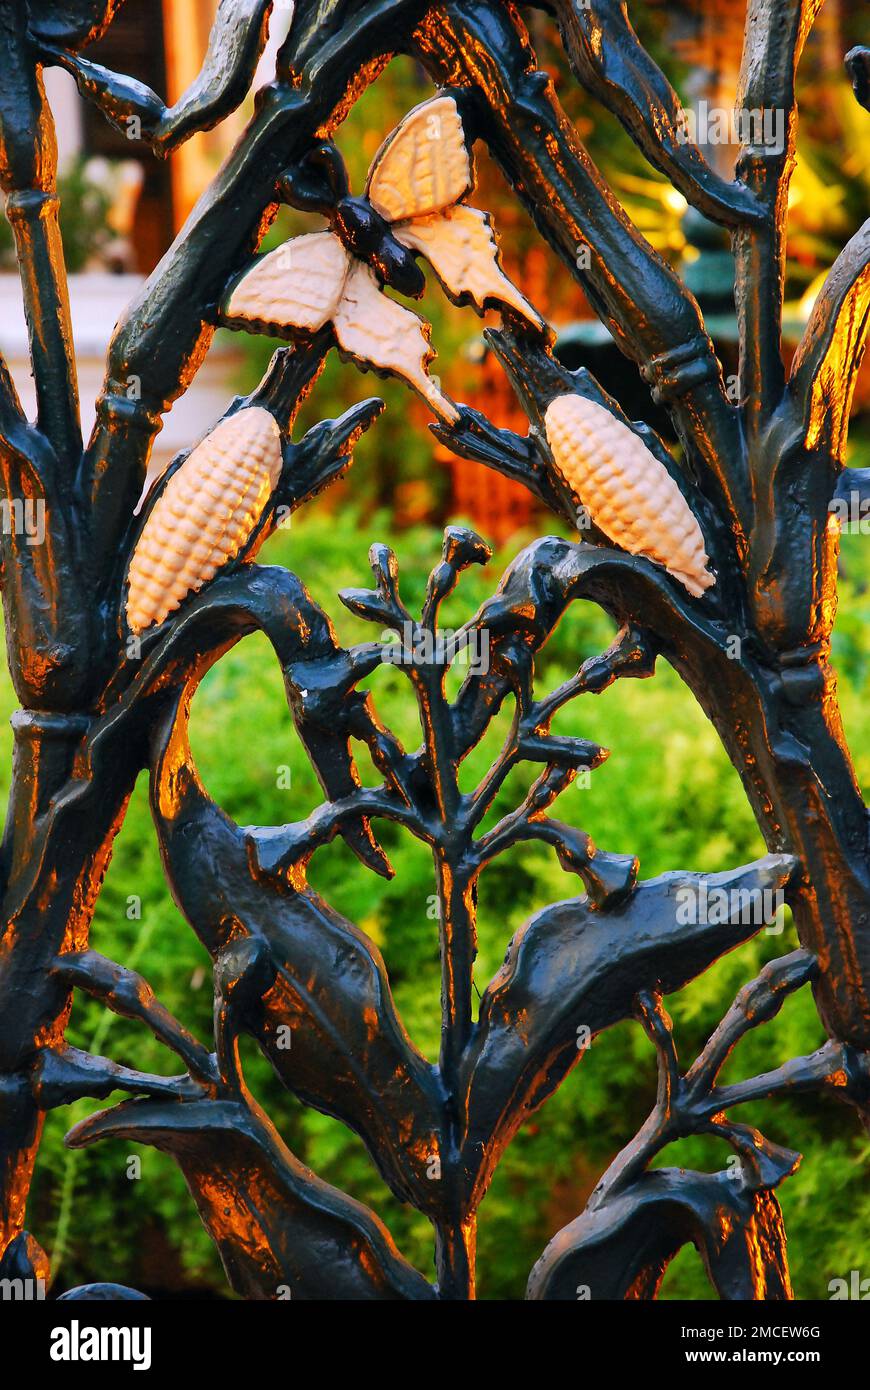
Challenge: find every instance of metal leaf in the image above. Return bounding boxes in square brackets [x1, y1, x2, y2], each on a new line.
[66, 1097, 435, 1301]
[459, 855, 796, 1206]
[150, 699, 444, 1212]
[526, 1169, 793, 1300]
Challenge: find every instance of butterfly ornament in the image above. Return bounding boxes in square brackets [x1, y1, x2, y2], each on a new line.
[224, 94, 544, 421]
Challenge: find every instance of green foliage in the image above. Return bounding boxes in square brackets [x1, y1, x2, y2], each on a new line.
[1, 485, 865, 1299]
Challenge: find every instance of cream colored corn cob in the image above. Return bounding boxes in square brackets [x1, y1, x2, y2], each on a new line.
[544, 394, 714, 598]
[126, 406, 282, 634]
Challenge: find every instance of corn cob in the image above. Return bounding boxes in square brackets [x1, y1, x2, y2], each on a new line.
[544, 393, 715, 597]
[126, 406, 282, 634]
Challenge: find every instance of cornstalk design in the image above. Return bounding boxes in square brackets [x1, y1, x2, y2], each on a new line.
[0, 0, 867, 1300]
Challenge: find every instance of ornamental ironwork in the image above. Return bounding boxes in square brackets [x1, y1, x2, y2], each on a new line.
[0, 0, 868, 1302]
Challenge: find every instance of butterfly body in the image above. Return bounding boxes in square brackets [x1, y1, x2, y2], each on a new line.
[333, 195, 426, 299]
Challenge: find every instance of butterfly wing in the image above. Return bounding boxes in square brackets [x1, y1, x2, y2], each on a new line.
[396, 205, 544, 328]
[365, 95, 472, 224]
[225, 231, 350, 333]
[333, 261, 459, 423]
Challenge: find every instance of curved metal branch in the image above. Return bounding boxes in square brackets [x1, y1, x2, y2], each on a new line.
[33, 1045, 202, 1109]
[40, 0, 273, 154]
[595, 952, 830, 1204]
[431, 403, 570, 519]
[0, 7, 80, 464]
[684, 949, 818, 1095]
[789, 219, 870, 465]
[549, 0, 766, 227]
[474, 767, 636, 909]
[733, 0, 823, 431]
[248, 781, 435, 876]
[711, 1040, 870, 1116]
[532, 622, 656, 726]
[51, 950, 219, 1087]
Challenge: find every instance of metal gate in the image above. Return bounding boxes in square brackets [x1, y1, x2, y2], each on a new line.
[0, 0, 867, 1301]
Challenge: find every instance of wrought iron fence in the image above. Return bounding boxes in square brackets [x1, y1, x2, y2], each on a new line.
[0, 0, 868, 1301]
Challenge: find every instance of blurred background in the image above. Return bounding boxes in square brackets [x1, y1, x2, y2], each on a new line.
[0, 0, 868, 1298]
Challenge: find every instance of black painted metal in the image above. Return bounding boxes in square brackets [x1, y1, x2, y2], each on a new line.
[0, 0, 867, 1301]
